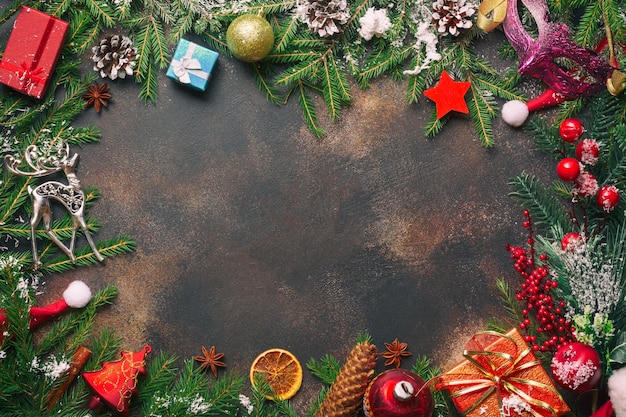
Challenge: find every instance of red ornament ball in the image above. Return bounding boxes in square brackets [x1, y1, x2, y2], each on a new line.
[561, 232, 582, 251]
[551, 342, 601, 393]
[575, 139, 600, 165]
[556, 158, 581, 182]
[559, 118, 584, 143]
[596, 185, 620, 212]
[364, 369, 434, 417]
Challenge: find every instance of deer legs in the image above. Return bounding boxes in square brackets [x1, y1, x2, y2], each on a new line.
[30, 194, 104, 268]
[75, 213, 104, 262]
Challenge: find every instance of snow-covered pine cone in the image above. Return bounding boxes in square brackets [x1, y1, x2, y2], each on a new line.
[91, 35, 139, 80]
[431, 0, 476, 37]
[296, 0, 351, 37]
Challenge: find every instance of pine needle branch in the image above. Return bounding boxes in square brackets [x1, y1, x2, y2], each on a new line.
[495, 278, 523, 328]
[307, 354, 341, 386]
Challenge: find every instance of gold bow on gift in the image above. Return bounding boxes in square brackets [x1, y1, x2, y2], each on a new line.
[477, 0, 507, 32]
[435, 331, 563, 417]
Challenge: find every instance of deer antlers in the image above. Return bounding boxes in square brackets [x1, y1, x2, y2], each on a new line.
[5, 143, 74, 178]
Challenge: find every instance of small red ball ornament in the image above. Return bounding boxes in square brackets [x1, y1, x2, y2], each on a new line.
[556, 158, 581, 182]
[551, 342, 601, 393]
[363, 369, 434, 417]
[561, 232, 582, 251]
[575, 139, 600, 165]
[596, 185, 620, 212]
[559, 118, 584, 143]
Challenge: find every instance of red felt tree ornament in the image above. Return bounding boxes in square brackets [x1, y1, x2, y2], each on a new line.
[551, 342, 601, 393]
[363, 369, 433, 417]
[423, 71, 471, 119]
[0, 280, 92, 342]
[83, 345, 152, 416]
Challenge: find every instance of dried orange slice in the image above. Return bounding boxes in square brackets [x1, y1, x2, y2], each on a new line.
[249, 348, 303, 400]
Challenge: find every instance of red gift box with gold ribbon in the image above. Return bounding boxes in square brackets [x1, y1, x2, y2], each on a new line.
[436, 328, 570, 417]
[0, 6, 68, 99]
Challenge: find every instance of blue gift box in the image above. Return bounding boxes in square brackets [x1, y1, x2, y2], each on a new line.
[166, 39, 218, 91]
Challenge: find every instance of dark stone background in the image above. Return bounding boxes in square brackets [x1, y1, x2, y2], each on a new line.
[4, 18, 556, 412]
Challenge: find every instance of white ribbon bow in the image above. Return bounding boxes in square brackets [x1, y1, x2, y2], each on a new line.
[171, 43, 209, 84]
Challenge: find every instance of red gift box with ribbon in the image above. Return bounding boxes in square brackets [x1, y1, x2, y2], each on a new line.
[0, 6, 69, 99]
[436, 328, 570, 417]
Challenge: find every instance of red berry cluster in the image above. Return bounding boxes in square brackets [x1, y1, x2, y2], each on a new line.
[505, 211, 576, 352]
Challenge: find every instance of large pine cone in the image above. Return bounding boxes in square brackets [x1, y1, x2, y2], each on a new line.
[296, 0, 351, 37]
[91, 35, 139, 80]
[314, 340, 378, 417]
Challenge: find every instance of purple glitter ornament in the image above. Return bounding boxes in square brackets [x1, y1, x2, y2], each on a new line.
[502, 0, 614, 98]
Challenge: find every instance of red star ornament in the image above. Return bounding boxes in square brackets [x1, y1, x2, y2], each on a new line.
[424, 71, 471, 119]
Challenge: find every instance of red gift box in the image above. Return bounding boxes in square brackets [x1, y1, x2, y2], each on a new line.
[436, 328, 570, 417]
[0, 6, 69, 99]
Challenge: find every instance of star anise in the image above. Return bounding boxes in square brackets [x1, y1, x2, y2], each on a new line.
[82, 81, 112, 112]
[382, 338, 411, 368]
[194, 345, 225, 377]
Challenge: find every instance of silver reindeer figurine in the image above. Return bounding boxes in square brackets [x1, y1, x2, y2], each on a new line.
[4, 143, 104, 267]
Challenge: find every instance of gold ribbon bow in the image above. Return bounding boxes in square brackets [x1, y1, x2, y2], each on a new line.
[477, 0, 507, 32]
[436, 331, 561, 417]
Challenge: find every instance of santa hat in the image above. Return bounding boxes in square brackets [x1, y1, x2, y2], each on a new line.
[609, 366, 626, 417]
[502, 88, 569, 127]
[29, 280, 92, 327]
[0, 280, 92, 342]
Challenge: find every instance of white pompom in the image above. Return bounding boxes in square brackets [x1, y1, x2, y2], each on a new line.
[502, 100, 529, 127]
[609, 367, 626, 417]
[63, 280, 92, 308]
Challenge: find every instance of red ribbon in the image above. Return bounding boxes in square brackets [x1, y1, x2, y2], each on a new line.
[0, 61, 46, 88]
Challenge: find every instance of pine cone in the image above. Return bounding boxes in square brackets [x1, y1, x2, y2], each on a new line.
[296, 0, 351, 37]
[314, 340, 378, 417]
[431, 0, 476, 37]
[91, 35, 139, 80]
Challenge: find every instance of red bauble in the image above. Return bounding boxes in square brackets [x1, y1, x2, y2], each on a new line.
[559, 118, 584, 143]
[575, 139, 600, 165]
[596, 185, 620, 212]
[551, 342, 601, 393]
[556, 158, 581, 182]
[561, 232, 582, 251]
[363, 369, 433, 417]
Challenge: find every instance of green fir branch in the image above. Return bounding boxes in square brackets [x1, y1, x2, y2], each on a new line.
[170, 11, 196, 42]
[573, 0, 603, 47]
[467, 82, 496, 147]
[64, 10, 101, 54]
[496, 278, 523, 328]
[253, 63, 284, 105]
[273, 15, 300, 53]
[424, 112, 444, 137]
[508, 172, 570, 231]
[307, 353, 341, 386]
[524, 116, 561, 157]
[296, 81, 325, 137]
[83, 0, 117, 27]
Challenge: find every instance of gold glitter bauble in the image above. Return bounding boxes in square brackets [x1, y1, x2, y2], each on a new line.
[226, 14, 275, 63]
